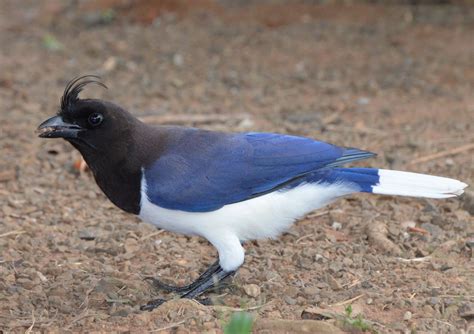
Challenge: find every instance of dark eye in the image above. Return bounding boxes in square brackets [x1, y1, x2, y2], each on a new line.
[88, 113, 103, 127]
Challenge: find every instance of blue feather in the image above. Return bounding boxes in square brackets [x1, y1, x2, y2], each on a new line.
[143, 131, 375, 212]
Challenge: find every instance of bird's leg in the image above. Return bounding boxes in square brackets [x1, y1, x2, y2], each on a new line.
[140, 265, 236, 312]
[180, 265, 235, 300]
[146, 259, 220, 293]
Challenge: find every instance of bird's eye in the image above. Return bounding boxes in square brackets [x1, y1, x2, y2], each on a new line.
[88, 113, 103, 127]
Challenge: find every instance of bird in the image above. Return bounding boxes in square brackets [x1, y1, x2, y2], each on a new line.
[38, 75, 468, 311]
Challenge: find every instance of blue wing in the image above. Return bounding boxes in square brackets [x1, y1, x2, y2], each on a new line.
[143, 130, 374, 212]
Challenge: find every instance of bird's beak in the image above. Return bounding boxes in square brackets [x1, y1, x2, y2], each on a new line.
[37, 115, 83, 139]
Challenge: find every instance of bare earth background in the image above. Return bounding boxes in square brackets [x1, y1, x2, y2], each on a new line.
[1, 1, 473, 333]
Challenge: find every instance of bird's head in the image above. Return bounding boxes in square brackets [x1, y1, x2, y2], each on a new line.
[37, 75, 138, 154]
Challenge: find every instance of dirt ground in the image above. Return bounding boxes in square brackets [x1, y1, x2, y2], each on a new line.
[1, 1, 473, 333]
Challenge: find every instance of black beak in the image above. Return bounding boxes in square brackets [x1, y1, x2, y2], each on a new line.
[37, 115, 83, 139]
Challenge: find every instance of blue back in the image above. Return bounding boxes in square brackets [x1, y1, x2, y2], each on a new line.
[143, 130, 374, 212]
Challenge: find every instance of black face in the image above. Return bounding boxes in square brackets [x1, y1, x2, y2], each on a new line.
[37, 76, 136, 154]
[37, 76, 148, 214]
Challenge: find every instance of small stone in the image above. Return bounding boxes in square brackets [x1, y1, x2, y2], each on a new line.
[459, 302, 474, 320]
[284, 296, 297, 305]
[315, 254, 324, 263]
[403, 311, 412, 321]
[357, 97, 370, 105]
[331, 222, 342, 231]
[462, 190, 474, 215]
[36, 271, 48, 282]
[444, 305, 458, 318]
[326, 273, 341, 291]
[420, 223, 443, 239]
[329, 262, 343, 274]
[342, 257, 353, 267]
[303, 286, 319, 296]
[422, 304, 434, 315]
[173, 53, 184, 67]
[111, 308, 130, 317]
[102, 57, 117, 72]
[366, 298, 373, 305]
[243, 284, 261, 298]
[78, 229, 96, 241]
[429, 297, 439, 306]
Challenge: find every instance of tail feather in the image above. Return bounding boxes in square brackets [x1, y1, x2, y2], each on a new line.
[333, 168, 467, 199]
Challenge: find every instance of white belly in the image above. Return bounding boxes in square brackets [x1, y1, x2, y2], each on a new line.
[139, 179, 356, 241]
[139, 176, 356, 271]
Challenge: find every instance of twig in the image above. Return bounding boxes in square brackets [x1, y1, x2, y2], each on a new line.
[344, 278, 361, 289]
[432, 318, 455, 328]
[149, 319, 186, 332]
[296, 234, 314, 244]
[211, 300, 273, 313]
[407, 226, 429, 235]
[365, 221, 402, 256]
[0, 230, 25, 238]
[407, 142, 474, 165]
[140, 229, 165, 241]
[396, 256, 431, 262]
[24, 310, 35, 334]
[65, 310, 96, 330]
[307, 210, 329, 219]
[330, 294, 364, 307]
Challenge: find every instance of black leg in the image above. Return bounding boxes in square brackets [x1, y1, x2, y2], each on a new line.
[140, 265, 236, 312]
[146, 260, 220, 293]
[180, 266, 235, 300]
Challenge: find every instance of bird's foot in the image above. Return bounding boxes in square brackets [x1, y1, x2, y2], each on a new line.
[140, 296, 213, 312]
[145, 259, 221, 293]
[139, 298, 167, 311]
[145, 277, 194, 293]
[141, 265, 236, 311]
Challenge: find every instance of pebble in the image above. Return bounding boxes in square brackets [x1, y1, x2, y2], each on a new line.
[303, 286, 319, 296]
[429, 297, 439, 306]
[173, 53, 184, 67]
[102, 57, 117, 72]
[403, 311, 412, 321]
[357, 97, 370, 105]
[461, 190, 474, 215]
[243, 284, 261, 298]
[326, 274, 341, 291]
[78, 229, 96, 241]
[366, 298, 373, 305]
[422, 304, 434, 316]
[331, 222, 342, 231]
[329, 262, 343, 274]
[420, 223, 443, 239]
[284, 296, 297, 305]
[459, 302, 474, 320]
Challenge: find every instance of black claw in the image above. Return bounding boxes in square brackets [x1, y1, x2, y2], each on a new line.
[140, 298, 167, 311]
[140, 260, 237, 312]
[144, 260, 221, 294]
[195, 297, 213, 306]
[145, 277, 193, 293]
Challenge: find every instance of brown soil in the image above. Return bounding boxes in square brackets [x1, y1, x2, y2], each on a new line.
[1, 1, 473, 333]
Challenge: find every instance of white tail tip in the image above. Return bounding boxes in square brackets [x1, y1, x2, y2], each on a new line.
[372, 169, 468, 199]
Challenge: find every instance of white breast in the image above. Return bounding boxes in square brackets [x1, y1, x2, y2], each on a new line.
[139, 176, 356, 270]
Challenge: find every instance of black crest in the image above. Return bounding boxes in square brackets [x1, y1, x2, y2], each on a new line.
[60, 75, 107, 112]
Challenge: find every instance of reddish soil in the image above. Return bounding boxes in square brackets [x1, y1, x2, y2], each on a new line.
[0, 1, 473, 333]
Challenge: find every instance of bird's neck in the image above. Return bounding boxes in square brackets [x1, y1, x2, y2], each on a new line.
[70, 124, 163, 214]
